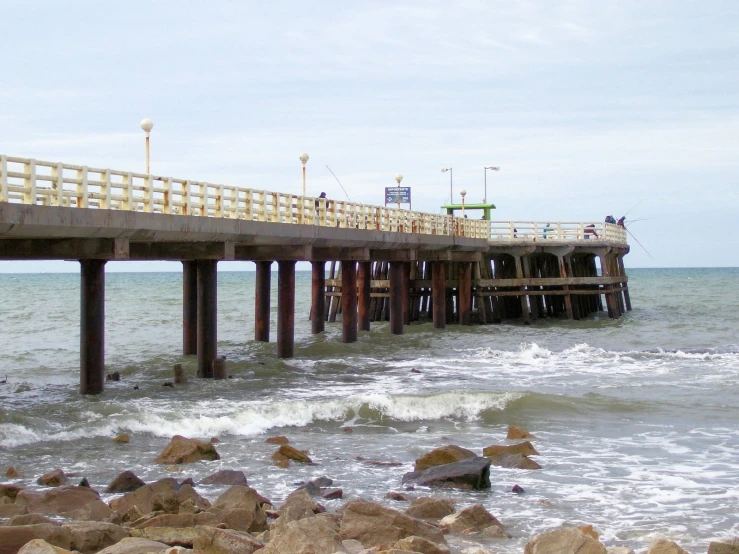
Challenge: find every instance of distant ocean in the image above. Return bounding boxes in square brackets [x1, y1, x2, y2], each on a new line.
[1, 267, 738, 552]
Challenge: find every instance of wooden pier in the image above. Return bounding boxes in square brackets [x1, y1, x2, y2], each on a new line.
[0, 155, 629, 394]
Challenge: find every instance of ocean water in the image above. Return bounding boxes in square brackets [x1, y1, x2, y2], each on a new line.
[1, 267, 738, 553]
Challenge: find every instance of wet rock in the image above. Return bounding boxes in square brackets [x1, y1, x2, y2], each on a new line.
[310, 476, 333, 487]
[647, 538, 690, 554]
[78, 478, 90, 488]
[109, 478, 179, 516]
[394, 535, 451, 554]
[0, 503, 28, 517]
[272, 444, 312, 464]
[414, 445, 477, 471]
[172, 364, 187, 384]
[261, 512, 344, 554]
[10, 513, 58, 526]
[487, 452, 541, 470]
[507, 425, 536, 439]
[385, 491, 410, 502]
[321, 488, 343, 500]
[106, 372, 120, 382]
[6, 467, 20, 478]
[339, 499, 446, 548]
[343, 427, 353, 433]
[512, 484, 525, 494]
[16, 486, 101, 515]
[154, 435, 220, 464]
[94, 537, 169, 554]
[579, 525, 599, 541]
[440, 504, 504, 534]
[63, 521, 130, 554]
[59, 499, 114, 522]
[165, 465, 183, 473]
[210, 437, 220, 444]
[405, 497, 455, 520]
[0, 483, 23, 501]
[483, 440, 539, 457]
[708, 541, 739, 554]
[207, 485, 267, 533]
[193, 526, 264, 554]
[113, 433, 130, 444]
[0, 524, 73, 554]
[410, 368, 422, 374]
[524, 526, 606, 554]
[133, 512, 218, 529]
[402, 457, 491, 490]
[37, 469, 68, 488]
[199, 470, 248, 486]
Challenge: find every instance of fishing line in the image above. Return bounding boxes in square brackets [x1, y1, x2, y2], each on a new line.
[626, 227, 655, 260]
[325, 165, 352, 201]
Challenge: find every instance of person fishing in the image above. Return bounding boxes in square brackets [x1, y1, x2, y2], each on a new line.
[617, 216, 626, 228]
[605, 215, 617, 224]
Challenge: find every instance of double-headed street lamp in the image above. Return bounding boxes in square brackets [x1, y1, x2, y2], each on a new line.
[460, 189, 467, 218]
[395, 173, 403, 209]
[441, 167, 453, 202]
[299, 152, 309, 197]
[140, 118, 154, 174]
[484, 166, 500, 203]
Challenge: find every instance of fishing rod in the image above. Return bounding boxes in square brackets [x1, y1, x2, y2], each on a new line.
[622, 199, 643, 218]
[325, 165, 352, 201]
[626, 227, 655, 260]
[626, 217, 659, 225]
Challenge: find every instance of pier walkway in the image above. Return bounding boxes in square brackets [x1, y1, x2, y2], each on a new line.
[0, 155, 630, 394]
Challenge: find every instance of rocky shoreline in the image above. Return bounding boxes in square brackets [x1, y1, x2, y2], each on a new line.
[1, 427, 734, 554]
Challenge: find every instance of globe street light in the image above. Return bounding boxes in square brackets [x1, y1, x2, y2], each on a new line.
[460, 188, 467, 218]
[484, 166, 500, 204]
[441, 167, 453, 202]
[299, 152, 309, 197]
[395, 173, 403, 209]
[140, 118, 154, 174]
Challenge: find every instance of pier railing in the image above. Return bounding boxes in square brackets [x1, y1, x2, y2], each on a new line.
[0, 155, 627, 244]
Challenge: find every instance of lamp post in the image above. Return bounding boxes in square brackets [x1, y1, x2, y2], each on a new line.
[140, 118, 154, 174]
[395, 173, 403, 209]
[483, 166, 500, 204]
[299, 152, 309, 197]
[441, 167, 453, 202]
[460, 189, 467, 218]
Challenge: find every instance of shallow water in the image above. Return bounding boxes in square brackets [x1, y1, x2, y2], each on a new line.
[1, 267, 738, 552]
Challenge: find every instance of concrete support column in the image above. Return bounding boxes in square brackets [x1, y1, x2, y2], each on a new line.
[197, 259, 217, 378]
[311, 261, 326, 334]
[389, 261, 405, 335]
[458, 262, 472, 325]
[523, 256, 538, 321]
[618, 254, 632, 311]
[358, 261, 372, 331]
[514, 255, 531, 325]
[182, 261, 198, 355]
[402, 262, 411, 326]
[431, 261, 446, 329]
[277, 260, 295, 358]
[255, 261, 271, 342]
[599, 254, 615, 319]
[80, 259, 106, 395]
[341, 260, 358, 343]
[557, 255, 574, 320]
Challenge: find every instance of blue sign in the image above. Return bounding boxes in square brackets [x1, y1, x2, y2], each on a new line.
[385, 186, 411, 205]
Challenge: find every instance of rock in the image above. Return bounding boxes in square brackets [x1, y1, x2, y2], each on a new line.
[481, 524, 510, 538]
[78, 478, 90, 488]
[273, 444, 312, 464]
[109, 478, 180, 516]
[15, 486, 101, 514]
[0, 504, 28, 517]
[647, 538, 689, 554]
[173, 364, 187, 384]
[322, 488, 343, 500]
[0, 483, 24, 501]
[10, 513, 58, 526]
[106, 471, 147, 494]
[414, 445, 477, 471]
[0, 524, 73, 554]
[212, 357, 227, 380]
[193, 526, 264, 554]
[607, 548, 635, 554]
[339, 499, 446, 548]
[394, 535, 451, 554]
[402, 457, 491, 490]
[60, 499, 115, 522]
[208, 485, 267, 533]
[154, 435, 220, 464]
[113, 433, 130, 443]
[524, 527, 606, 554]
[487, 453, 541, 470]
[162, 382, 174, 388]
[405, 497, 455, 520]
[130, 526, 199, 548]
[260, 513, 343, 554]
[342, 539, 365, 554]
[439, 504, 504, 533]
[279, 488, 325, 515]
[579, 525, 599, 541]
[512, 484, 525, 493]
[165, 465, 183, 473]
[106, 372, 120, 381]
[265, 436, 289, 445]
[385, 492, 409, 502]
[63, 521, 130, 554]
[199, 470, 248, 486]
[311, 476, 333, 487]
[151, 490, 180, 514]
[37, 469, 68, 488]
[177, 483, 211, 511]
[121, 505, 145, 524]
[94, 537, 170, 554]
[133, 512, 218, 529]
[410, 368, 422, 374]
[6, 467, 20, 478]
[16, 540, 75, 554]
[507, 425, 536, 439]
[482, 441, 539, 457]
[210, 437, 220, 444]
[343, 427, 353, 433]
[708, 542, 739, 554]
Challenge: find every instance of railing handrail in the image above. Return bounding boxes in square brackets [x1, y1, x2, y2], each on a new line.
[0, 154, 628, 245]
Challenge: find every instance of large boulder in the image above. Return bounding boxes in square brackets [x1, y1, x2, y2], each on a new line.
[439, 504, 504, 534]
[192, 526, 264, 554]
[15, 486, 101, 514]
[0, 484, 24, 501]
[404, 497, 455, 520]
[109, 478, 185, 517]
[260, 513, 344, 554]
[0, 503, 28, 517]
[482, 441, 539, 457]
[199, 470, 248, 486]
[60, 499, 115, 521]
[414, 445, 476, 471]
[0, 524, 73, 554]
[94, 537, 170, 554]
[339, 499, 446, 548]
[154, 436, 220, 464]
[507, 425, 536, 439]
[9, 514, 57, 526]
[487, 453, 541, 470]
[17, 540, 75, 554]
[524, 527, 607, 554]
[62, 522, 130, 554]
[105, 471, 146, 493]
[133, 513, 218, 529]
[36, 470, 68, 488]
[402, 457, 491, 490]
[647, 539, 689, 554]
[394, 535, 451, 554]
[207, 485, 267, 533]
[708, 542, 739, 554]
[130, 526, 200, 548]
[271, 445, 312, 464]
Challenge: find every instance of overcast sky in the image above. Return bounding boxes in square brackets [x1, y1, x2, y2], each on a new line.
[2, 0, 737, 271]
